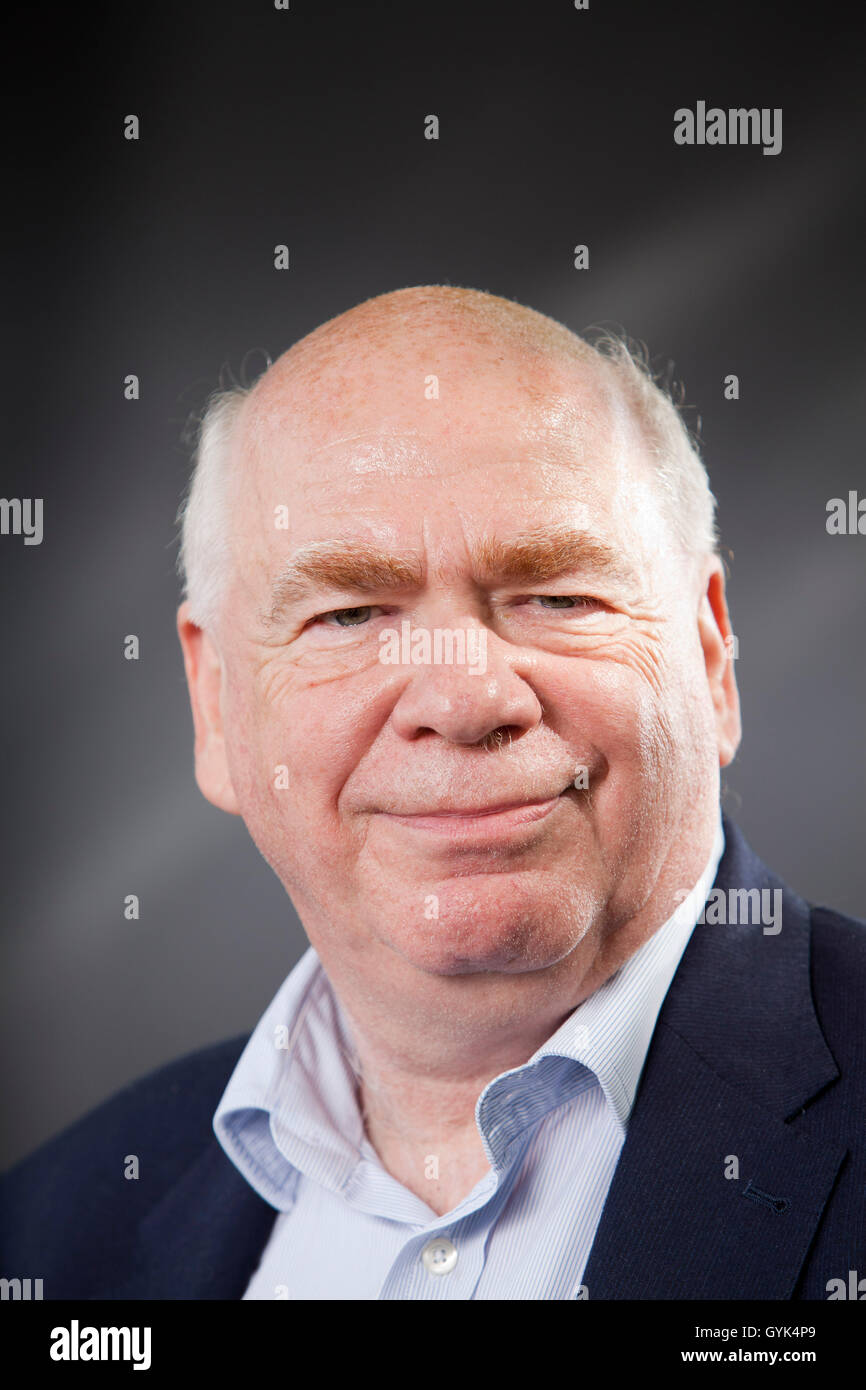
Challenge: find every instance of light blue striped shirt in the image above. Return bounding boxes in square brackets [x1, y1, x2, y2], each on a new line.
[214, 814, 725, 1300]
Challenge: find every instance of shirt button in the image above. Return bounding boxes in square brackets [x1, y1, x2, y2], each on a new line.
[421, 1237, 458, 1276]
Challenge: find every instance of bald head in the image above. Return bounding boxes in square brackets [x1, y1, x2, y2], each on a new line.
[177, 285, 718, 631]
[237, 287, 601, 463]
[257, 285, 598, 384]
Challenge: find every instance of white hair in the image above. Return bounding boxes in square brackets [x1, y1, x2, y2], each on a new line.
[176, 326, 718, 631]
[176, 385, 250, 630]
[589, 329, 719, 566]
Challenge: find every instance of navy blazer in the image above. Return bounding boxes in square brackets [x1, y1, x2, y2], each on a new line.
[2, 816, 864, 1299]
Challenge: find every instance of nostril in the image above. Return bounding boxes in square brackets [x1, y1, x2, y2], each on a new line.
[480, 728, 516, 752]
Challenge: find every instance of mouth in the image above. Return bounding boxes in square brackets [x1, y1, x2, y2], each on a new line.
[379, 786, 577, 839]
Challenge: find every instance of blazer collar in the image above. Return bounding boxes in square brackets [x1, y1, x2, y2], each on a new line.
[582, 814, 845, 1299]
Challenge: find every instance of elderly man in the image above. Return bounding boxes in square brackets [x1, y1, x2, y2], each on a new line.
[2, 287, 864, 1300]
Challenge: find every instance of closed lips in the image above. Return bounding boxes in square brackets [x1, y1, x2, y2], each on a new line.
[387, 787, 574, 816]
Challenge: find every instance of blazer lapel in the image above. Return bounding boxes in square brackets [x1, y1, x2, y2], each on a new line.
[112, 1141, 278, 1299]
[583, 816, 846, 1299]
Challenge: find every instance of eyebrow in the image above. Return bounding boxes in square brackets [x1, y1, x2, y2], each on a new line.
[260, 527, 639, 628]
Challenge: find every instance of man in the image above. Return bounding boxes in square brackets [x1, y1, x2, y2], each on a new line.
[2, 286, 864, 1299]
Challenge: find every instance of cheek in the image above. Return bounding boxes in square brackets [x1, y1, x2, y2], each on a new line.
[546, 655, 679, 782]
[220, 667, 376, 872]
[219, 670, 269, 810]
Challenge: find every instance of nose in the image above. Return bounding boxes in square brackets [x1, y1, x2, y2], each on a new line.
[388, 631, 543, 745]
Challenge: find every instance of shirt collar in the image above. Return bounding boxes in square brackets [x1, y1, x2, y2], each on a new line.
[214, 947, 365, 1207]
[214, 813, 725, 1204]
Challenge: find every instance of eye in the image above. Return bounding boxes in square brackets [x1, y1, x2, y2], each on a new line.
[314, 605, 383, 628]
[529, 595, 604, 612]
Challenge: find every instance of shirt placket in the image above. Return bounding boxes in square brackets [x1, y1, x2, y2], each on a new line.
[377, 1215, 488, 1299]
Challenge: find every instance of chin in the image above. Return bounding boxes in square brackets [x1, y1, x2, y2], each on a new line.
[396, 944, 575, 978]
[379, 877, 595, 977]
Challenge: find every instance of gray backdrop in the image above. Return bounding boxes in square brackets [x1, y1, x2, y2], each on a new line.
[2, 0, 864, 1168]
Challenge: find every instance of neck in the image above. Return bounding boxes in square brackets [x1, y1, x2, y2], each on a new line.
[305, 809, 720, 1210]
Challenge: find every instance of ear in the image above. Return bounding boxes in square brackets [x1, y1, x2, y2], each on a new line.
[176, 601, 241, 815]
[695, 559, 742, 768]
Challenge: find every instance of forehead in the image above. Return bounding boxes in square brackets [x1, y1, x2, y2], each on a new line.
[243, 335, 647, 477]
[226, 331, 670, 582]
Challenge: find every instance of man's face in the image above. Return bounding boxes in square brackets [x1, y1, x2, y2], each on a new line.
[179, 328, 739, 981]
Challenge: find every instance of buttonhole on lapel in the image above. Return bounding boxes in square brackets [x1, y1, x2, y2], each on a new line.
[743, 1178, 790, 1214]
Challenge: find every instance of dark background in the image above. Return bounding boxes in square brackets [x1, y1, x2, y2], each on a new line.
[2, 0, 864, 1168]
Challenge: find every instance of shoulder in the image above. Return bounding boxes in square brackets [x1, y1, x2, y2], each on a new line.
[0, 1035, 249, 1283]
[3, 1034, 248, 1184]
[810, 899, 866, 963]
